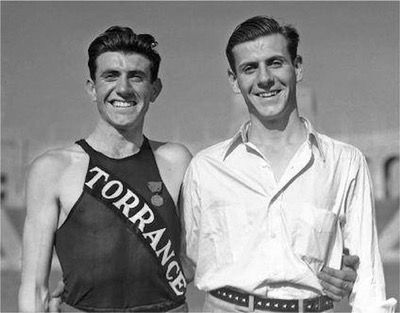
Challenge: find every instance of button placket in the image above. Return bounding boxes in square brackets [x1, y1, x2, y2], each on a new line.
[268, 201, 280, 240]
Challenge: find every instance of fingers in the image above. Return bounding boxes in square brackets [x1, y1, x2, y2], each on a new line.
[51, 280, 65, 298]
[318, 267, 354, 301]
[340, 267, 357, 283]
[320, 283, 353, 302]
[341, 248, 360, 269]
[323, 265, 357, 283]
[319, 251, 359, 302]
[318, 279, 343, 302]
[342, 254, 360, 269]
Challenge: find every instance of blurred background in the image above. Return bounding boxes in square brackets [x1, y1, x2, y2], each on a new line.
[1, 1, 398, 312]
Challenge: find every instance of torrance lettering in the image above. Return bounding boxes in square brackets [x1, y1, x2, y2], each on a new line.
[102, 180, 124, 199]
[85, 166, 186, 296]
[166, 261, 179, 280]
[143, 228, 166, 250]
[85, 167, 109, 188]
[113, 190, 140, 214]
[129, 205, 154, 232]
[155, 240, 175, 266]
[169, 271, 186, 295]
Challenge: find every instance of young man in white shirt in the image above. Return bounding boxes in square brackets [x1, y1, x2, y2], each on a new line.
[182, 15, 397, 313]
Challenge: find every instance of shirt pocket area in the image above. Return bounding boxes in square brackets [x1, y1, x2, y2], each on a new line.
[288, 205, 338, 271]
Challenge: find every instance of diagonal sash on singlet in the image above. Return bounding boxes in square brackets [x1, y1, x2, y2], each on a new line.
[83, 162, 187, 298]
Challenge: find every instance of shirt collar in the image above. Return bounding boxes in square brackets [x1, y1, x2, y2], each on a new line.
[300, 117, 325, 161]
[222, 121, 251, 160]
[223, 117, 325, 161]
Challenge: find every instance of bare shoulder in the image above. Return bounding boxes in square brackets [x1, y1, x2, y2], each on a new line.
[149, 140, 193, 205]
[150, 140, 193, 170]
[27, 144, 87, 184]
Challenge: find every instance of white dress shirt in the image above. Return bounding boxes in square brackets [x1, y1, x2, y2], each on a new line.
[182, 118, 397, 313]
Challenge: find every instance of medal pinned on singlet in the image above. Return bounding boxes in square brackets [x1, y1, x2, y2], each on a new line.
[147, 181, 164, 207]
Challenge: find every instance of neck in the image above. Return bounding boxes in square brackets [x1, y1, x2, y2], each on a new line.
[86, 120, 145, 158]
[248, 109, 306, 148]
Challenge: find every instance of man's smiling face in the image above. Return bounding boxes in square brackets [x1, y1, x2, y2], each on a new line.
[229, 34, 302, 122]
[87, 51, 161, 131]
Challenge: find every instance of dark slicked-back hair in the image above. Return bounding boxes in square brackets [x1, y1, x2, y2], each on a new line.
[226, 16, 299, 73]
[88, 26, 161, 82]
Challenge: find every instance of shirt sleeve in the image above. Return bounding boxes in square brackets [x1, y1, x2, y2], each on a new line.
[180, 159, 202, 282]
[343, 153, 397, 313]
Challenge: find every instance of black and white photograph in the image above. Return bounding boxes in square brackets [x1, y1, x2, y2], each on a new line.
[1, 1, 399, 312]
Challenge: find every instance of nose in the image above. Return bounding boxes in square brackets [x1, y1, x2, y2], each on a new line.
[257, 65, 273, 88]
[116, 77, 134, 96]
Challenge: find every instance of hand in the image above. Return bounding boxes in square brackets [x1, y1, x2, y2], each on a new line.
[317, 249, 359, 302]
[48, 280, 64, 313]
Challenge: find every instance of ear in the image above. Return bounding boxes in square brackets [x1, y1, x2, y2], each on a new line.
[294, 55, 303, 83]
[150, 78, 162, 103]
[85, 79, 97, 102]
[227, 69, 241, 94]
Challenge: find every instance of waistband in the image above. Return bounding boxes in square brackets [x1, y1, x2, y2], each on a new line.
[210, 287, 333, 312]
[62, 299, 187, 312]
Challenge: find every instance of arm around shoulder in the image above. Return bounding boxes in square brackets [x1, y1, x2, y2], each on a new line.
[18, 151, 66, 312]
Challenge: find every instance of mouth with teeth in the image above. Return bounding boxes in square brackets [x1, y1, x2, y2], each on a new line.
[256, 90, 281, 98]
[111, 100, 137, 108]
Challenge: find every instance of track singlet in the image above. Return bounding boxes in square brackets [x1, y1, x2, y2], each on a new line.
[55, 138, 186, 312]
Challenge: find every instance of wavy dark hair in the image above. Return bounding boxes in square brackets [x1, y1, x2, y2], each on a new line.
[88, 26, 161, 82]
[226, 16, 299, 73]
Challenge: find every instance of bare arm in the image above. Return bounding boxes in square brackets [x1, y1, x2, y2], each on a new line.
[18, 154, 62, 312]
[179, 190, 195, 284]
[161, 143, 195, 282]
[152, 141, 193, 207]
[152, 141, 194, 283]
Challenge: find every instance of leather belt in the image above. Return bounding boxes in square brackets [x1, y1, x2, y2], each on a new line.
[210, 287, 333, 312]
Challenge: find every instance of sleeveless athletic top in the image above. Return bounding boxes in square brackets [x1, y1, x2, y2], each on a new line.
[54, 138, 186, 312]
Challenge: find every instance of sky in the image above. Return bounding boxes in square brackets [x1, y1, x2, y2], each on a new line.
[2, 1, 399, 159]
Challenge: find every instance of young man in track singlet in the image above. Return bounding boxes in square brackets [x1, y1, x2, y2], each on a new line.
[19, 26, 192, 312]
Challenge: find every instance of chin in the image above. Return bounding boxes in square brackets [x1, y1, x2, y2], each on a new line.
[258, 108, 284, 118]
[116, 122, 137, 129]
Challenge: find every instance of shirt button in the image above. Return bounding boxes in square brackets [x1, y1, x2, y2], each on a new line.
[271, 233, 277, 239]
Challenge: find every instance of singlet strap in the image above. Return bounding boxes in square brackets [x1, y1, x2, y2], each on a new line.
[75, 139, 92, 155]
[141, 136, 151, 150]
